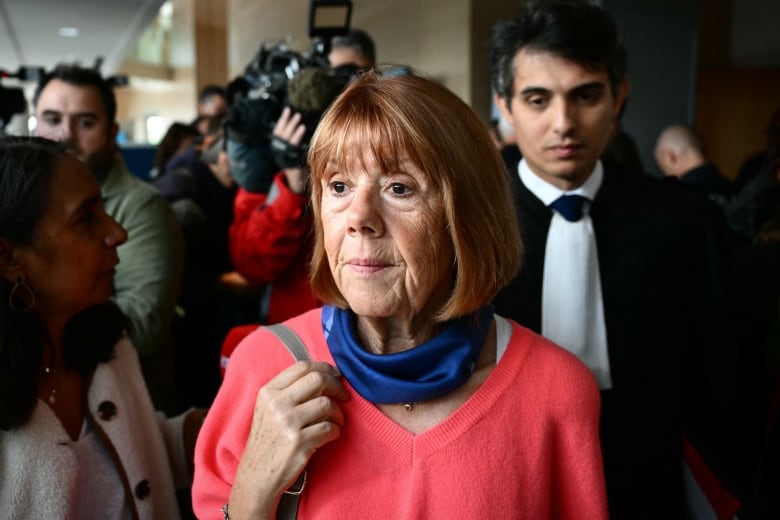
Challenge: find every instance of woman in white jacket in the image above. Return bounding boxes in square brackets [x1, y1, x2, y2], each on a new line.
[0, 136, 204, 519]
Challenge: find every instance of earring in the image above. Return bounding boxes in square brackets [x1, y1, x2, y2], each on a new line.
[8, 276, 35, 312]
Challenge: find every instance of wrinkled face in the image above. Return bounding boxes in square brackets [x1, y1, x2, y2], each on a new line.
[320, 149, 454, 320]
[14, 155, 127, 323]
[35, 79, 117, 174]
[496, 50, 626, 190]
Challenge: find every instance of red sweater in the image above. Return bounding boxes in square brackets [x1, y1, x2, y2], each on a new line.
[193, 309, 608, 519]
[228, 175, 319, 324]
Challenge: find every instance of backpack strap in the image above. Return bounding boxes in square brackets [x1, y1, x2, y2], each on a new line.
[263, 323, 310, 519]
[265, 323, 311, 362]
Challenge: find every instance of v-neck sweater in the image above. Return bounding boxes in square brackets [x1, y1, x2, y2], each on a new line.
[193, 308, 607, 519]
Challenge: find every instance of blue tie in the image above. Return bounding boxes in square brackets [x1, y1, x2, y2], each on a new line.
[550, 194, 588, 222]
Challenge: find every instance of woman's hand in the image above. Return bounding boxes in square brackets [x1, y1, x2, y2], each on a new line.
[228, 360, 348, 518]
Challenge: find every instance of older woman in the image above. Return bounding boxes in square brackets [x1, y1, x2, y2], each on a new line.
[0, 136, 204, 518]
[193, 72, 607, 519]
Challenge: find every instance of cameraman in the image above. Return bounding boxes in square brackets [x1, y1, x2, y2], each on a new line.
[227, 107, 316, 326]
[226, 67, 346, 327]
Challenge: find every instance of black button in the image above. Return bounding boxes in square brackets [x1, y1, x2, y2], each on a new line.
[135, 479, 151, 499]
[97, 401, 117, 420]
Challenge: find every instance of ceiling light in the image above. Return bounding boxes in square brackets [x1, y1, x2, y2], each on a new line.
[58, 27, 79, 38]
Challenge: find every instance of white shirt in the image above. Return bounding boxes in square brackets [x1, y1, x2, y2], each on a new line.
[518, 159, 613, 389]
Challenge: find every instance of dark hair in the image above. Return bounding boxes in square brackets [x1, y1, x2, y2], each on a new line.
[0, 136, 125, 431]
[190, 114, 224, 137]
[198, 84, 227, 105]
[33, 64, 117, 123]
[489, 0, 627, 102]
[226, 76, 251, 106]
[154, 122, 200, 170]
[331, 29, 376, 66]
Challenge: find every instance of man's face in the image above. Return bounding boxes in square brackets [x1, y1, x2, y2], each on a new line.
[35, 79, 117, 174]
[328, 47, 371, 69]
[496, 49, 627, 191]
[199, 94, 227, 118]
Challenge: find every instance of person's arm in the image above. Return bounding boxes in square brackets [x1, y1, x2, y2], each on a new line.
[112, 191, 184, 356]
[228, 106, 312, 286]
[228, 176, 312, 285]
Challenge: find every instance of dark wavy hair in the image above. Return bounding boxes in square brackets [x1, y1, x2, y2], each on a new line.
[0, 136, 127, 431]
[154, 122, 200, 171]
[489, 0, 627, 103]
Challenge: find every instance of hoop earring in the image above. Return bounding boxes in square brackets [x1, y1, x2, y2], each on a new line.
[8, 276, 35, 312]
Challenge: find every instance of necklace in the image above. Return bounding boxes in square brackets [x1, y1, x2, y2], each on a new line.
[43, 366, 58, 404]
[402, 402, 416, 412]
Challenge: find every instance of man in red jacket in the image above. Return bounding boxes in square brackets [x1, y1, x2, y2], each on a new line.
[220, 67, 349, 373]
[228, 103, 319, 326]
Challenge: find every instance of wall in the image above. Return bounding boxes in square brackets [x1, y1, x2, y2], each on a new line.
[696, 67, 780, 178]
[470, 1, 524, 124]
[115, 0, 217, 142]
[194, 0, 228, 93]
[228, 0, 532, 126]
[114, 0, 515, 141]
[229, 0, 471, 104]
[604, 0, 699, 177]
[694, 0, 780, 179]
[113, 0, 780, 172]
[114, 67, 198, 142]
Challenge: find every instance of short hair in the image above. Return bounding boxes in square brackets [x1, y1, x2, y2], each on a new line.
[307, 71, 522, 321]
[489, 0, 627, 102]
[331, 29, 376, 66]
[198, 84, 227, 105]
[33, 64, 117, 123]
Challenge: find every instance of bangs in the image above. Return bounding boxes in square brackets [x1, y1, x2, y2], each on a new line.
[307, 71, 522, 319]
[308, 79, 439, 190]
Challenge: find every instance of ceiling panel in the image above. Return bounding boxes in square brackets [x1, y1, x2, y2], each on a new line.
[0, 0, 165, 77]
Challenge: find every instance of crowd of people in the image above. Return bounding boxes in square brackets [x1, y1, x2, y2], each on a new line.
[1, 2, 780, 518]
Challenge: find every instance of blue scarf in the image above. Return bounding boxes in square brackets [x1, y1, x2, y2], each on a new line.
[322, 304, 494, 404]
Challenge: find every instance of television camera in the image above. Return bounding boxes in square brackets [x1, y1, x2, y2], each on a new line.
[240, 0, 353, 103]
[0, 66, 45, 134]
[224, 0, 355, 192]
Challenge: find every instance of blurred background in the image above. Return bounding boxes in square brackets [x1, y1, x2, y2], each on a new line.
[1, 0, 779, 179]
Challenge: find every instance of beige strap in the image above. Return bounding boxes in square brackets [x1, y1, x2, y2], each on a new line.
[265, 323, 311, 362]
[263, 323, 310, 519]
